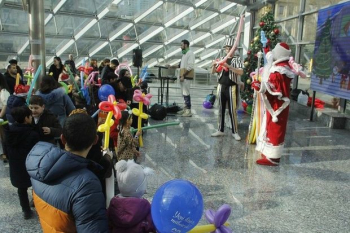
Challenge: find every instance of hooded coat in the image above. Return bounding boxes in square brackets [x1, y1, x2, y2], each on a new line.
[36, 87, 75, 126]
[5, 123, 39, 188]
[107, 196, 155, 233]
[26, 141, 109, 233]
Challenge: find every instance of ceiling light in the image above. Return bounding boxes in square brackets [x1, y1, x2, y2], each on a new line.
[192, 32, 211, 45]
[144, 45, 163, 57]
[198, 60, 212, 67]
[220, 3, 237, 13]
[170, 59, 181, 66]
[53, 0, 67, 14]
[90, 41, 109, 56]
[190, 13, 218, 30]
[148, 60, 158, 68]
[195, 58, 201, 63]
[165, 7, 194, 27]
[112, 0, 122, 4]
[46, 57, 55, 67]
[139, 27, 164, 44]
[57, 39, 75, 56]
[118, 43, 139, 58]
[194, 48, 204, 54]
[109, 23, 133, 41]
[135, 1, 163, 23]
[195, 0, 208, 7]
[205, 36, 226, 48]
[44, 14, 53, 25]
[200, 49, 220, 60]
[211, 17, 238, 34]
[164, 48, 181, 59]
[75, 19, 98, 40]
[165, 30, 189, 45]
[18, 41, 29, 55]
[98, 8, 109, 19]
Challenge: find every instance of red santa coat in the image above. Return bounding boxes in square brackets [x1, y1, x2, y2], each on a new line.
[256, 60, 295, 159]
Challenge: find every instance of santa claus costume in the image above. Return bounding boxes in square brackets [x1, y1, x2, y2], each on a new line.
[252, 42, 295, 166]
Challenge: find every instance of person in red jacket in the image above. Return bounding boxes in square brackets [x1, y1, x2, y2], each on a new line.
[251, 42, 295, 166]
[108, 159, 155, 233]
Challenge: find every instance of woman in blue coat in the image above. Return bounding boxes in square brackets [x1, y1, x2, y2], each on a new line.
[36, 75, 75, 126]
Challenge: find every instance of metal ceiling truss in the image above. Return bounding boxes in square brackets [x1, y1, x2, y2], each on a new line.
[0, 0, 247, 68]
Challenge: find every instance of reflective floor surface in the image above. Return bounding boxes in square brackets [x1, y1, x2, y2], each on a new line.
[0, 82, 349, 232]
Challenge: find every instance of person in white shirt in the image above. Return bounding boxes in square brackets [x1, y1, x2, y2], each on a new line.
[177, 40, 195, 117]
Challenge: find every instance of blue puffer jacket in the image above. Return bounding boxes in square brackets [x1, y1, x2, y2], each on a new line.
[26, 141, 109, 233]
[36, 87, 75, 126]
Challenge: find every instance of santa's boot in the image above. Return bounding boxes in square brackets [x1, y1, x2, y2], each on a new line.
[256, 154, 280, 166]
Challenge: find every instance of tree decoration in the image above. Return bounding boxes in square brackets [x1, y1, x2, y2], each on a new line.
[240, 11, 281, 104]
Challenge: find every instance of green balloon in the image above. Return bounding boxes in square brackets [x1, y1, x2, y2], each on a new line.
[246, 105, 252, 114]
[59, 82, 68, 94]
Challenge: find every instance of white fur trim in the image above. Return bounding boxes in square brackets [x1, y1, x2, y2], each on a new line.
[272, 116, 278, 122]
[143, 167, 154, 176]
[256, 136, 284, 159]
[270, 65, 295, 79]
[261, 91, 290, 121]
[273, 57, 290, 65]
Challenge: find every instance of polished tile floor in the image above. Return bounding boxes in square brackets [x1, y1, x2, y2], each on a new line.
[0, 82, 349, 232]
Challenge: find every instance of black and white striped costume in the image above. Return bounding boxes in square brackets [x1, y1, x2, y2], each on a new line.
[215, 56, 243, 133]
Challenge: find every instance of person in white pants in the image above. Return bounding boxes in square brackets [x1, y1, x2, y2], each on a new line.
[168, 40, 195, 117]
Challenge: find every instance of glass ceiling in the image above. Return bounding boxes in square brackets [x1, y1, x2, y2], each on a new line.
[0, 0, 246, 69]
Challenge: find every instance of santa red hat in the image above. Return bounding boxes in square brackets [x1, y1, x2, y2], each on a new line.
[14, 84, 30, 97]
[272, 42, 291, 64]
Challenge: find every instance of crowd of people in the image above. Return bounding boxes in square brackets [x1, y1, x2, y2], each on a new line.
[0, 35, 296, 231]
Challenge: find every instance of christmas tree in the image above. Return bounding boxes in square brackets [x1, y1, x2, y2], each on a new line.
[312, 18, 333, 84]
[241, 11, 280, 105]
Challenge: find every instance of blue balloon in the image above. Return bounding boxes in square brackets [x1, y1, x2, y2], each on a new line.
[98, 84, 115, 101]
[203, 101, 213, 109]
[151, 179, 203, 233]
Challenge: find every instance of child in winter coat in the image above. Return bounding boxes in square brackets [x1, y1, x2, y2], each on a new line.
[116, 111, 141, 162]
[107, 159, 155, 233]
[5, 106, 39, 219]
[29, 95, 62, 144]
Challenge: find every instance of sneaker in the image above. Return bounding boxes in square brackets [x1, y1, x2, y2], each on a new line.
[1, 154, 8, 163]
[232, 133, 241, 141]
[211, 131, 225, 137]
[23, 210, 33, 220]
[181, 109, 192, 117]
[176, 109, 185, 115]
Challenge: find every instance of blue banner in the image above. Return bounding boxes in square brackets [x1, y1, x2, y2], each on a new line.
[311, 1, 350, 100]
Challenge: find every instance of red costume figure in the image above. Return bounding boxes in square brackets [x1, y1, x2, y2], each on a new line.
[251, 42, 295, 166]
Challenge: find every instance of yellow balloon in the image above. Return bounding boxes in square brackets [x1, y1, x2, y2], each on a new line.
[132, 108, 141, 116]
[98, 124, 107, 133]
[140, 113, 149, 119]
[189, 223, 230, 233]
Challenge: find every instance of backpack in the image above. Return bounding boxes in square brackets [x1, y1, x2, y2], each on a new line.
[205, 91, 216, 105]
[149, 104, 167, 120]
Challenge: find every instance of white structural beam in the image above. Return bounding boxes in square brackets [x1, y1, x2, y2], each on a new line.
[135, 1, 164, 23]
[45, 0, 121, 67]
[165, 7, 194, 28]
[17, 0, 67, 56]
[144, 45, 164, 58]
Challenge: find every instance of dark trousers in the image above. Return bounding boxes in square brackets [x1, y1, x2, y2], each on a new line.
[18, 188, 30, 212]
[218, 85, 238, 134]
